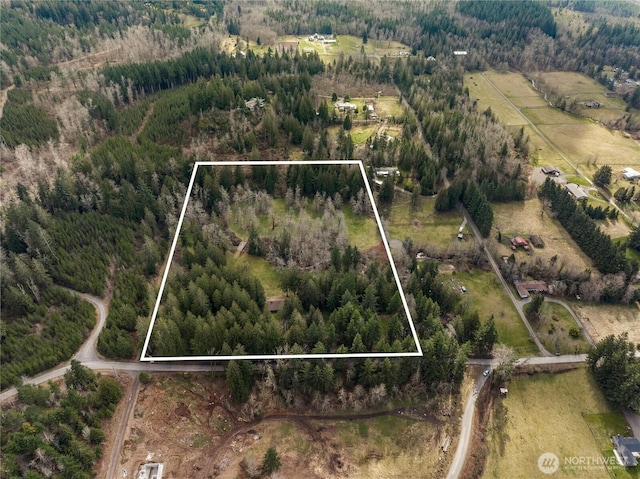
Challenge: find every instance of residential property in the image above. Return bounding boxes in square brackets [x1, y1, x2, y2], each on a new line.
[244, 97, 265, 111]
[375, 167, 399, 177]
[565, 183, 588, 200]
[138, 463, 164, 479]
[335, 101, 357, 112]
[584, 99, 601, 108]
[622, 167, 640, 181]
[612, 435, 640, 467]
[510, 236, 530, 251]
[513, 280, 548, 299]
[541, 165, 561, 176]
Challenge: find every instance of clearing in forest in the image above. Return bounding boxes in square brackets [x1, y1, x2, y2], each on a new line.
[141, 160, 421, 361]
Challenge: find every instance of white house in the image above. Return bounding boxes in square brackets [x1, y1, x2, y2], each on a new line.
[622, 167, 640, 181]
[335, 101, 357, 112]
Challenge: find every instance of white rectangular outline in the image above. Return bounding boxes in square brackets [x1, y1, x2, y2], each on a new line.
[140, 160, 422, 361]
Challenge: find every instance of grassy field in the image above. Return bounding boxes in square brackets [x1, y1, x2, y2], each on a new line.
[330, 415, 449, 478]
[375, 96, 405, 118]
[538, 121, 640, 170]
[349, 124, 380, 145]
[453, 270, 538, 356]
[532, 302, 591, 355]
[491, 199, 594, 273]
[229, 252, 284, 297]
[385, 194, 470, 250]
[342, 205, 383, 250]
[482, 368, 624, 479]
[465, 73, 528, 126]
[572, 302, 640, 345]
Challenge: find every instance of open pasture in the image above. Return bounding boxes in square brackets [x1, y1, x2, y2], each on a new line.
[571, 302, 640, 345]
[482, 368, 617, 479]
[465, 73, 528, 126]
[536, 71, 630, 122]
[469, 69, 640, 177]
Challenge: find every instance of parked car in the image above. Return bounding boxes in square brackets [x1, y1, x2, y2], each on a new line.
[483, 369, 490, 377]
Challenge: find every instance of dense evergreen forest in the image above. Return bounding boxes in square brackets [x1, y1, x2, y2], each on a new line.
[1, 361, 123, 478]
[1, 2, 639, 477]
[1, 0, 639, 419]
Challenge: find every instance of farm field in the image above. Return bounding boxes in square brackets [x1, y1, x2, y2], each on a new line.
[532, 301, 591, 355]
[482, 368, 624, 479]
[491, 199, 593, 273]
[385, 194, 471, 251]
[453, 270, 538, 356]
[571, 303, 640, 345]
[466, 70, 640, 178]
[465, 73, 528, 126]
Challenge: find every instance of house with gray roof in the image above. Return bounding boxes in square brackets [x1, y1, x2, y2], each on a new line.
[612, 434, 640, 467]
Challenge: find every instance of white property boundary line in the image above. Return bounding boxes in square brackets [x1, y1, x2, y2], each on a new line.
[140, 160, 422, 361]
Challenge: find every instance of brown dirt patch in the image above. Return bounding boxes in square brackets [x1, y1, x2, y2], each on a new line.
[106, 373, 457, 479]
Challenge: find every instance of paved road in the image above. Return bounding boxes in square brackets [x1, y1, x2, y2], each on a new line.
[480, 72, 634, 226]
[446, 370, 489, 479]
[459, 205, 550, 356]
[623, 410, 640, 439]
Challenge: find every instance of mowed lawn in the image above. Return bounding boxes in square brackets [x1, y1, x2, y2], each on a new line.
[491, 199, 593, 273]
[454, 270, 538, 356]
[532, 302, 591, 355]
[483, 368, 622, 479]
